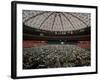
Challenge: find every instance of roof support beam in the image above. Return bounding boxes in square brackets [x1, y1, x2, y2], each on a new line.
[39, 12, 54, 29]
[62, 13, 76, 30]
[67, 13, 88, 27]
[59, 14, 64, 31]
[24, 12, 46, 23]
[51, 14, 57, 30]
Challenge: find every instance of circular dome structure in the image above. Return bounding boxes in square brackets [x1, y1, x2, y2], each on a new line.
[23, 10, 91, 31]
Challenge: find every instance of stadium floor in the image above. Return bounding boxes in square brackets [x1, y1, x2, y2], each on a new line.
[23, 44, 90, 69]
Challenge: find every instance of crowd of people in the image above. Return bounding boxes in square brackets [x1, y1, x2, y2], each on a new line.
[23, 44, 90, 69]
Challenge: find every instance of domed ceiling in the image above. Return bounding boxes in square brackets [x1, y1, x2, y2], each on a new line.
[23, 10, 91, 31]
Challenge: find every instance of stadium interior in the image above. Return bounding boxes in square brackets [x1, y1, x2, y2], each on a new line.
[23, 10, 91, 69]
